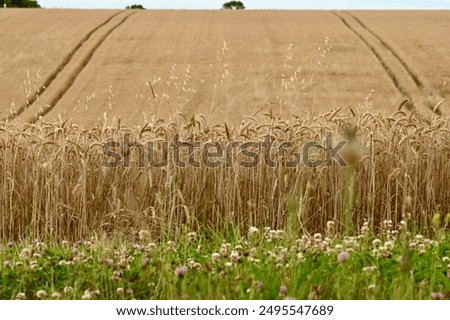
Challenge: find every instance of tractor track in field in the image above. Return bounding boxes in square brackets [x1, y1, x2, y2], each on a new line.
[3, 10, 134, 123]
[344, 11, 443, 114]
[25, 10, 138, 124]
[345, 12, 424, 89]
[332, 11, 441, 116]
[3, 10, 125, 122]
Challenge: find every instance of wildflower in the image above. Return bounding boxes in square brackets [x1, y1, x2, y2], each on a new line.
[279, 285, 288, 295]
[224, 262, 233, 268]
[16, 292, 26, 300]
[117, 287, 124, 295]
[187, 232, 197, 241]
[111, 270, 123, 281]
[63, 286, 73, 294]
[383, 241, 394, 250]
[3, 260, 11, 268]
[372, 239, 382, 247]
[211, 253, 220, 263]
[141, 257, 151, 269]
[442, 256, 449, 263]
[126, 288, 134, 296]
[6, 241, 14, 248]
[36, 290, 47, 299]
[297, 252, 305, 263]
[256, 281, 264, 292]
[363, 266, 377, 274]
[51, 292, 61, 299]
[248, 226, 259, 236]
[20, 248, 32, 259]
[29, 262, 39, 271]
[81, 291, 92, 300]
[337, 251, 349, 262]
[431, 292, 445, 300]
[174, 266, 188, 278]
[230, 251, 240, 262]
[133, 243, 144, 251]
[275, 230, 285, 239]
[248, 257, 260, 264]
[368, 284, 376, 291]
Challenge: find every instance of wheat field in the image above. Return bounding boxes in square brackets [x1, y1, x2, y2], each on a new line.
[0, 9, 449, 241]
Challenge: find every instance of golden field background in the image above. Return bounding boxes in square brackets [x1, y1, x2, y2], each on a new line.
[0, 9, 449, 240]
[1, 9, 449, 125]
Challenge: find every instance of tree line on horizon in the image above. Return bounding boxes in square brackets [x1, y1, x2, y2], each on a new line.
[0, 0, 40, 7]
[0, 1, 246, 10]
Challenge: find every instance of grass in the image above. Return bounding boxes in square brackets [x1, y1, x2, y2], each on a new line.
[1, 223, 449, 300]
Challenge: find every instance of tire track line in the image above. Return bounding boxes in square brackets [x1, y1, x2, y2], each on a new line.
[3, 10, 124, 122]
[345, 11, 442, 114]
[345, 12, 423, 88]
[27, 11, 137, 124]
[331, 11, 413, 108]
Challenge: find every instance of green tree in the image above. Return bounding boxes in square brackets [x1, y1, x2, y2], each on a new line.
[126, 4, 145, 9]
[222, 1, 245, 10]
[2, 0, 40, 7]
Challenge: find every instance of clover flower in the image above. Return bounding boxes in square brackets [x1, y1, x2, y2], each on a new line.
[174, 266, 188, 278]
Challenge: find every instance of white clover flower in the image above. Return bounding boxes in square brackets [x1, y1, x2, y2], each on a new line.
[368, 284, 376, 291]
[187, 232, 197, 241]
[211, 253, 220, 262]
[248, 226, 259, 236]
[383, 241, 394, 250]
[81, 292, 92, 300]
[51, 292, 61, 299]
[15, 292, 26, 300]
[372, 239, 382, 247]
[363, 266, 377, 274]
[230, 251, 240, 262]
[36, 290, 47, 299]
[63, 286, 73, 294]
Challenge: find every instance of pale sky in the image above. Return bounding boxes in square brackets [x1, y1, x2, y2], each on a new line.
[38, 0, 450, 9]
